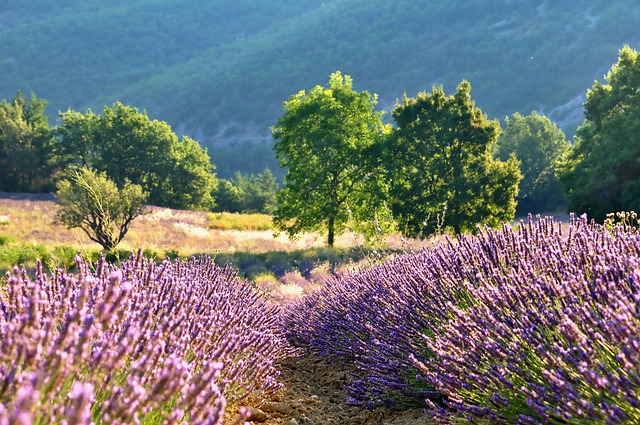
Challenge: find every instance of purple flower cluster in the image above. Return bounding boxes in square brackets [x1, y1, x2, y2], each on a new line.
[283, 215, 640, 423]
[0, 252, 291, 424]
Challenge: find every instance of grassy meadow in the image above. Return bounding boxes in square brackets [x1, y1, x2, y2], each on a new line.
[0, 193, 430, 303]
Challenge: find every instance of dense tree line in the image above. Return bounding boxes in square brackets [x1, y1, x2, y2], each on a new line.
[0, 98, 279, 214]
[273, 46, 640, 245]
[497, 111, 570, 215]
[213, 169, 278, 214]
[0, 92, 54, 192]
[273, 73, 523, 245]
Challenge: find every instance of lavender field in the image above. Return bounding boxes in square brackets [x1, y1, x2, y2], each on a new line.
[284, 214, 640, 424]
[2, 213, 640, 424]
[0, 253, 290, 424]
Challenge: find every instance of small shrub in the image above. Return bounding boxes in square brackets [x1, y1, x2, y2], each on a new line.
[252, 271, 279, 285]
[0, 235, 14, 246]
[48, 245, 78, 271]
[0, 241, 49, 269]
[163, 249, 180, 260]
[242, 264, 270, 282]
[104, 248, 132, 264]
[142, 248, 159, 260]
[54, 166, 147, 251]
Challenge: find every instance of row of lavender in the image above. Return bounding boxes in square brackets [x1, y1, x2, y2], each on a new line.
[0, 252, 291, 424]
[282, 215, 640, 423]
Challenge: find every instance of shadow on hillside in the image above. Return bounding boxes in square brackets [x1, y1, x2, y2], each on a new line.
[0, 192, 56, 201]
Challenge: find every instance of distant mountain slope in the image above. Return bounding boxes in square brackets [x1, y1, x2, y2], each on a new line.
[2, 0, 639, 147]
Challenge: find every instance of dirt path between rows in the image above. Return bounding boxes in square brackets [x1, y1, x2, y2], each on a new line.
[248, 356, 433, 425]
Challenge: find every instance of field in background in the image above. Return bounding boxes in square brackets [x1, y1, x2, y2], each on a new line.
[0, 194, 432, 302]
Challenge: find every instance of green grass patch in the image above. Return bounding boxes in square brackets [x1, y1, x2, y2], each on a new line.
[0, 240, 49, 270]
[0, 241, 135, 276]
[0, 235, 14, 246]
[207, 212, 274, 231]
[0, 220, 399, 289]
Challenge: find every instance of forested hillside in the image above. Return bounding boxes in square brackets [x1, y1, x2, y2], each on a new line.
[2, 0, 639, 151]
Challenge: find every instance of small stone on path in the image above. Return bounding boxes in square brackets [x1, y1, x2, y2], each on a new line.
[248, 408, 269, 422]
[262, 402, 294, 415]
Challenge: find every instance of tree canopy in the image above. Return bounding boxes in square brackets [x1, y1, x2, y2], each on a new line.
[496, 111, 570, 214]
[387, 81, 522, 236]
[558, 45, 640, 220]
[272, 71, 389, 246]
[52, 102, 217, 210]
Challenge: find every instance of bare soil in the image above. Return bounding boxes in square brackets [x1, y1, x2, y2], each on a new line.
[250, 356, 433, 425]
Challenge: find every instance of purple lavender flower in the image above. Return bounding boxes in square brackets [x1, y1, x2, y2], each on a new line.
[0, 252, 290, 423]
[283, 214, 640, 424]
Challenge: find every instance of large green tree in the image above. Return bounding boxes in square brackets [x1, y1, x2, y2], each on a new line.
[272, 71, 389, 246]
[387, 81, 521, 236]
[558, 45, 640, 220]
[496, 111, 570, 214]
[0, 92, 54, 192]
[52, 102, 216, 210]
[153, 134, 218, 210]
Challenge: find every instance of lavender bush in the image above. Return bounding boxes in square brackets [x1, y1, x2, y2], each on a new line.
[282, 237, 472, 408]
[283, 214, 640, 424]
[416, 215, 640, 424]
[0, 252, 291, 424]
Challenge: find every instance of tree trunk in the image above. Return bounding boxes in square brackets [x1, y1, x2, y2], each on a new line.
[327, 215, 335, 247]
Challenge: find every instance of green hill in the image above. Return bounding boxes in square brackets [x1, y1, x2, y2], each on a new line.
[2, 1, 639, 168]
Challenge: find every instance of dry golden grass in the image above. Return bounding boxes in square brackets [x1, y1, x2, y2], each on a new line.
[0, 195, 427, 259]
[0, 194, 443, 296]
[0, 197, 90, 245]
